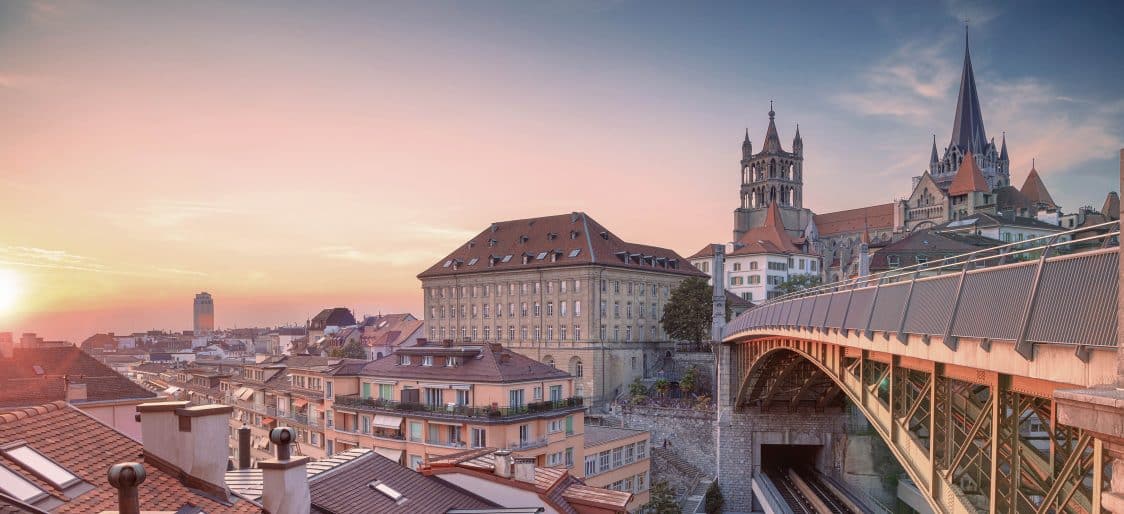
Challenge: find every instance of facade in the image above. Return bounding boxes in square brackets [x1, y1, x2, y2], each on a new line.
[690, 202, 821, 302]
[418, 211, 706, 406]
[307, 307, 357, 344]
[193, 292, 215, 334]
[328, 342, 587, 473]
[581, 426, 651, 510]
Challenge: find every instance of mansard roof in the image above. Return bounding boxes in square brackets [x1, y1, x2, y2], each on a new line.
[949, 152, 990, 196]
[1019, 166, 1057, 208]
[418, 212, 705, 278]
[950, 29, 988, 154]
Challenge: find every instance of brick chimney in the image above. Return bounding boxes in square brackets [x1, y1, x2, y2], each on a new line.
[260, 427, 310, 514]
[135, 401, 233, 500]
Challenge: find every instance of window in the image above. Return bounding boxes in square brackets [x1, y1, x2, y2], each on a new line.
[362, 382, 372, 399]
[533, 302, 541, 316]
[613, 281, 620, 293]
[533, 386, 543, 401]
[887, 255, 901, 268]
[361, 415, 370, 434]
[471, 327, 477, 341]
[483, 304, 490, 317]
[916, 255, 929, 265]
[574, 325, 581, 340]
[398, 355, 411, 365]
[471, 428, 487, 448]
[565, 415, 574, 435]
[733, 262, 741, 271]
[565, 447, 574, 467]
[425, 387, 443, 406]
[509, 389, 525, 408]
[636, 440, 647, 459]
[599, 450, 611, 470]
[422, 355, 434, 366]
[546, 302, 553, 316]
[519, 424, 530, 444]
[613, 301, 620, 318]
[560, 301, 567, 317]
[509, 326, 516, 340]
[546, 281, 554, 294]
[0, 465, 47, 502]
[626, 302, 632, 318]
[549, 419, 563, 433]
[585, 455, 598, 476]
[626, 326, 632, 341]
[409, 454, 423, 471]
[409, 422, 423, 442]
[750, 261, 759, 270]
[575, 280, 581, 292]
[546, 325, 553, 340]
[625, 444, 635, 464]
[612, 447, 623, 468]
[574, 359, 584, 377]
[379, 384, 393, 400]
[521, 303, 528, 316]
[326, 381, 333, 399]
[550, 385, 563, 402]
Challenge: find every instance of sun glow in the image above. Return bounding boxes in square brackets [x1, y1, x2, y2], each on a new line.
[0, 269, 21, 317]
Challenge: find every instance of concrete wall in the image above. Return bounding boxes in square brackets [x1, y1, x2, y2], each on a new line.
[620, 405, 716, 477]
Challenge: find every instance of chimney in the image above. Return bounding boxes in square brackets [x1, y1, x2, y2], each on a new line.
[107, 462, 146, 514]
[493, 450, 513, 478]
[260, 427, 311, 514]
[65, 380, 87, 402]
[237, 425, 251, 469]
[513, 457, 536, 484]
[135, 401, 233, 500]
[0, 333, 12, 359]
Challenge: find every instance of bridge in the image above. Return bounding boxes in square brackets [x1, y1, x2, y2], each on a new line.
[715, 220, 1124, 514]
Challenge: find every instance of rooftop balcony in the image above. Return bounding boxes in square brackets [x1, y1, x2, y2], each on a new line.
[226, 396, 322, 428]
[332, 395, 584, 423]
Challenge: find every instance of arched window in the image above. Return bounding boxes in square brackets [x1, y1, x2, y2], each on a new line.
[544, 355, 555, 368]
[569, 357, 583, 377]
[769, 159, 776, 177]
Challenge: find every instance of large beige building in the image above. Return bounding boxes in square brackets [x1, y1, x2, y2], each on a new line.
[417, 212, 707, 407]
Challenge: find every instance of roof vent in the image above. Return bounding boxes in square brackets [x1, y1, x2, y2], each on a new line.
[570, 212, 581, 223]
[600, 232, 609, 240]
[490, 223, 499, 233]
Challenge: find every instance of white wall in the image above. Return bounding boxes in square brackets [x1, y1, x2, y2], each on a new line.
[436, 473, 560, 514]
[82, 403, 144, 441]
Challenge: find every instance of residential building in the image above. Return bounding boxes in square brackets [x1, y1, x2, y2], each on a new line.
[868, 229, 1002, 273]
[581, 426, 652, 510]
[418, 211, 706, 406]
[307, 307, 357, 344]
[194, 292, 215, 335]
[935, 212, 1067, 243]
[360, 313, 425, 359]
[0, 345, 157, 440]
[690, 202, 821, 301]
[328, 341, 586, 472]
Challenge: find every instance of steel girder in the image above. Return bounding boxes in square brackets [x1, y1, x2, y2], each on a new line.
[730, 337, 1109, 514]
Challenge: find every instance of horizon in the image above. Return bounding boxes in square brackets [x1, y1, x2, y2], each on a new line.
[3, 0, 1123, 341]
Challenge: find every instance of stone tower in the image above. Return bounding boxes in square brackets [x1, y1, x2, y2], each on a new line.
[734, 104, 812, 240]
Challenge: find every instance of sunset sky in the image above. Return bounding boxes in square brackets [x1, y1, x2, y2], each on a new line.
[2, 0, 1122, 342]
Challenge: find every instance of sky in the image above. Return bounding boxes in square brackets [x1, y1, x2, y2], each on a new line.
[1, 0, 1122, 342]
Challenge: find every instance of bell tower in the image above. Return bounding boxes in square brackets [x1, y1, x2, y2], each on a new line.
[734, 104, 807, 240]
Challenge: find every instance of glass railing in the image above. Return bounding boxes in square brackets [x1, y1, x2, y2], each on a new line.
[332, 395, 584, 420]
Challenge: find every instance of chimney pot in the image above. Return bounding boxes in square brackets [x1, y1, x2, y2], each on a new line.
[270, 426, 296, 461]
[493, 450, 513, 478]
[237, 425, 251, 469]
[107, 462, 146, 514]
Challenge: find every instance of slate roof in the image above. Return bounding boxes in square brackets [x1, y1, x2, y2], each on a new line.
[418, 212, 705, 279]
[0, 347, 156, 408]
[311, 308, 357, 328]
[870, 230, 1001, 271]
[583, 426, 647, 448]
[939, 212, 1063, 231]
[814, 203, 895, 237]
[308, 451, 495, 514]
[995, 185, 1034, 213]
[949, 30, 988, 154]
[0, 402, 257, 513]
[1019, 166, 1057, 208]
[361, 314, 424, 349]
[725, 291, 754, 310]
[949, 152, 989, 196]
[353, 342, 569, 383]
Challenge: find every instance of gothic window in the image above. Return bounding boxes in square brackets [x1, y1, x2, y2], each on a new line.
[769, 159, 776, 178]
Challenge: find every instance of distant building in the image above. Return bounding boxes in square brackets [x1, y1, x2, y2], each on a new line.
[868, 229, 1001, 273]
[194, 292, 215, 334]
[359, 313, 425, 359]
[308, 307, 357, 344]
[418, 211, 706, 406]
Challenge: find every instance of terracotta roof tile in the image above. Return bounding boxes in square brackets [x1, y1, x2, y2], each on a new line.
[728, 202, 811, 256]
[949, 152, 990, 196]
[1019, 166, 1057, 208]
[0, 347, 156, 408]
[418, 212, 705, 279]
[351, 342, 569, 383]
[814, 203, 895, 237]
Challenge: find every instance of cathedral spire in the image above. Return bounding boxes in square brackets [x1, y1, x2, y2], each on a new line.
[742, 128, 753, 159]
[1000, 131, 1009, 160]
[930, 134, 939, 163]
[950, 24, 988, 154]
[762, 102, 783, 153]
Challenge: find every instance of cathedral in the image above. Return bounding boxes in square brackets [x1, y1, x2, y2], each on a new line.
[696, 29, 1103, 291]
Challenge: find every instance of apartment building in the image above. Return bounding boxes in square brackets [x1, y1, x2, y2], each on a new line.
[327, 341, 586, 472]
[418, 211, 706, 406]
[582, 426, 652, 510]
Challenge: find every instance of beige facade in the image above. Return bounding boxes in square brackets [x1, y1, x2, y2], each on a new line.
[421, 266, 688, 406]
[582, 428, 652, 511]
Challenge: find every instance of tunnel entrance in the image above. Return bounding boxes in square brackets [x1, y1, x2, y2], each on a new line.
[760, 444, 821, 471]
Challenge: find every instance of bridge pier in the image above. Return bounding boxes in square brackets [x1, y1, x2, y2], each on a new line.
[1054, 148, 1124, 513]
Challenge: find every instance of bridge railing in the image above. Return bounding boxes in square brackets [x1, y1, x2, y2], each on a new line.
[726, 220, 1120, 358]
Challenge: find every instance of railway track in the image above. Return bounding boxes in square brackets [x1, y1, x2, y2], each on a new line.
[763, 467, 861, 514]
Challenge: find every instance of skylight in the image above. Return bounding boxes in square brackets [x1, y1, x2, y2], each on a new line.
[4, 445, 82, 488]
[569, 248, 581, 257]
[536, 252, 547, 260]
[467, 258, 479, 266]
[501, 255, 512, 263]
[0, 465, 46, 503]
[442, 260, 452, 268]
[370, 480, 404, 502]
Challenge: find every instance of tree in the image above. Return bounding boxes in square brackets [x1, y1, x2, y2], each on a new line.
[680, 366, 698, 395]
[333, 339, 367, 359]
[703, 481, 725, 514]
[629, 378, 647, 397]
[643, 481, 681, 514]
[654, 379, 670, 398]
[661, 277, 713, 343]
[775, 274, 823, 296]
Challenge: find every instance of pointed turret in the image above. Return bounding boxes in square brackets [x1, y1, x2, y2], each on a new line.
[949, 152, 989, 196]
[999, 132, 1009, 161]
[793, 124, 803, 155]
[930, 135, 939, 164]
[1020, 162, 1057, 209]
[1102, 191, 1120, 220]
[762, 102, 784, 154]
[742, 128, 753, 159]
[950, 26, 988, 154]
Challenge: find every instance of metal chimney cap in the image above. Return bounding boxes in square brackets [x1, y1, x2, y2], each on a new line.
[107, 462, 147, 488]
[269, 427, 295, 445]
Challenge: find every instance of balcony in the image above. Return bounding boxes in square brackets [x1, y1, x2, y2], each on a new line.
[332, 395, 585, 423]
[426, 439, 468, 449]
[508, 437, 549, 451]
[332, 426, 406, 441]
[226, 397, 321, 428]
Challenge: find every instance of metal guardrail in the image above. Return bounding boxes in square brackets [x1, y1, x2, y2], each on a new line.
[726, 220, 1120, 358]
[333, 394, 585, 420]
[226, 397, 322, 428]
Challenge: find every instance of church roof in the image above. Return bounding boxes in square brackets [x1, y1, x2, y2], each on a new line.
[930, 135, 939, 163]
[1019, 165, 1057, 208]
[999, 132, 1009, 160]
[949, 152, 989, 196]
[949, 29, 988, 154]
[729, 202, 808, 256]
[995, 185, 1033, 213]
[1102, 191, 1120, 220]
[814, 203, 895, 237]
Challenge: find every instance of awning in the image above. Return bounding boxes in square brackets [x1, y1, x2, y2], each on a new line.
[293, 398, 308, 409]
[163, 386, 181, 395]
[262, 417, 276, 426]
[237, 387, 255, 400]
[372, 447, 404, 462]
[373, 414, 403, 429]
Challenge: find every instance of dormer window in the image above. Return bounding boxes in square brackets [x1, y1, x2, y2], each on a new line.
[522, 254, 531, 265]
[398, 355, 411, 366]
[519, 235, 529, 244]
[600, 232, 609, 240]
[488, 238, 497, 247]
[547, 232, 557, 240]
[570, 230, 579, 240]
[422, 355, 433, 367]
[446, 356, 459, 367]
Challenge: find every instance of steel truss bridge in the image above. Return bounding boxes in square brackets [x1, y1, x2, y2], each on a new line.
[719, 222, 1120, 514]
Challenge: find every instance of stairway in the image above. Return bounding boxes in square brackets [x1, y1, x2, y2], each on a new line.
[651, 447, 710, 512]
